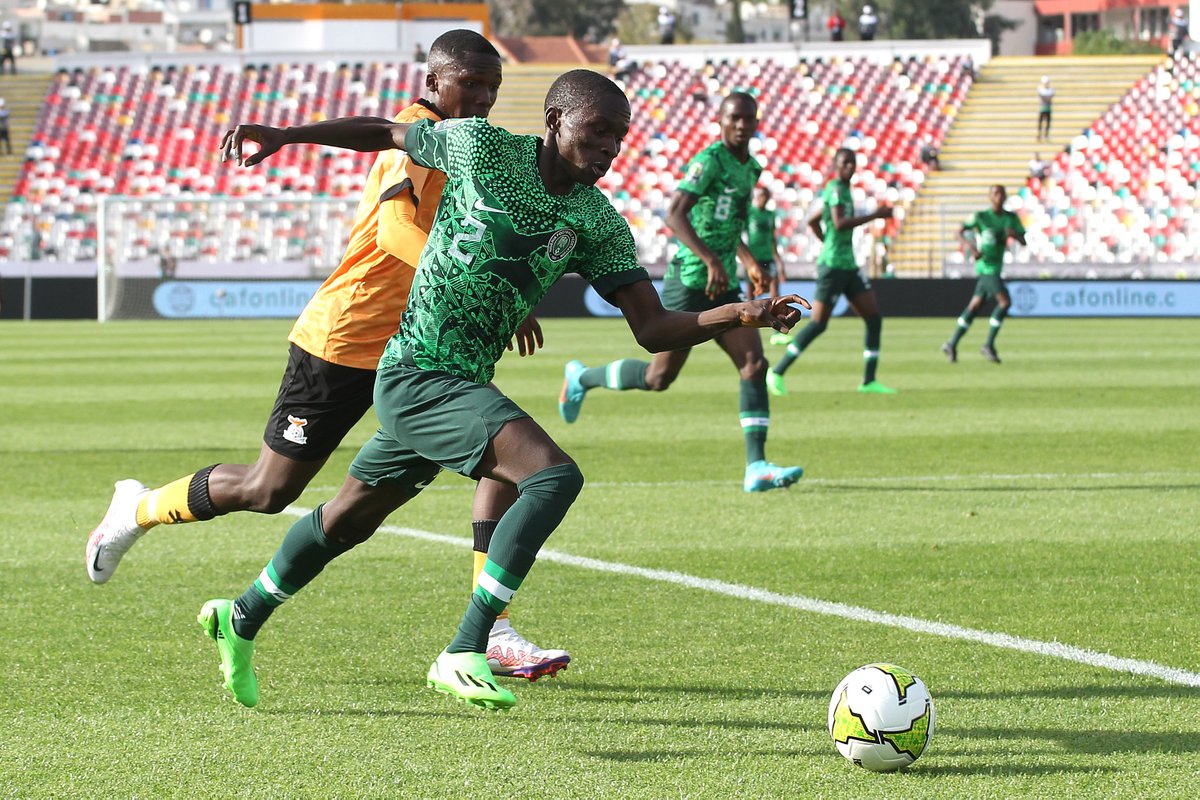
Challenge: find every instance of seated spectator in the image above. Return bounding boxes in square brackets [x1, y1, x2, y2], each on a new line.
[608, 37, 633, 82]
[919, 136, 940, 170]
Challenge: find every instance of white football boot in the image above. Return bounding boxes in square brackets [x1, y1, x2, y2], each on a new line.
[485, 619, 571, 681]
[86, 479, 150, 583]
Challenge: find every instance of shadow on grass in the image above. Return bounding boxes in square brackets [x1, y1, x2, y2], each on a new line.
[937, 683, 1200, 701]
[550, 680, 829, 703]
[944, 725, 1200, 755]
[912, 762, 1121, 778]
[583, 747, 814, 762]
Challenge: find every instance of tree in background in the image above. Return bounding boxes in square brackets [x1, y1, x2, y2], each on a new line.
[489, 0, 627, 41]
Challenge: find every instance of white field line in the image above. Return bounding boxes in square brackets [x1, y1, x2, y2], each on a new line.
[283, 504, 1200, 688]
[309, 469, 1200, 494]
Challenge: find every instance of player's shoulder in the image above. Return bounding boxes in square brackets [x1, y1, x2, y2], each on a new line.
[392, 101, 441, 124]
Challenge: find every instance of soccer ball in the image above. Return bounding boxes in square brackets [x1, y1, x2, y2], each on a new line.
[827, 663, 935, 772]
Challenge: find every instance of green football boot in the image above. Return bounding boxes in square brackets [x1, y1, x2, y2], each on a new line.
[197, 599, 259, 708]
[858, 381, 898, 395]
[427, 650, 516, 711]
[766, 371, 787, 397]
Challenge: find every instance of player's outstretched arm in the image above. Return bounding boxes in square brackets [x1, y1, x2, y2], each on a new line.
[832, 202, 892, 232]
[220, 117, 413, 167]
[608, 280, 809, 353]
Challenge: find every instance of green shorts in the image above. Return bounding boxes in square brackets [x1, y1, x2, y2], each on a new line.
[349, 364, 530, 492]
[972, 274, 1007, 300]
[661, 277, 743, 313]
[814, 266, 871, 305]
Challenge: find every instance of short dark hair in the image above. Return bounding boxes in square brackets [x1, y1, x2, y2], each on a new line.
[720, 91, 757, 114]
[544, 69, 629, 116]
[427, 29, 500, 74]
[835, 147, 856, 163]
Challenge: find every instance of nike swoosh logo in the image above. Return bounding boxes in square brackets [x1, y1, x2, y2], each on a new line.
[91, 542, 104, 573]
[722, 187, 738, 194]
[473, 198, 508, 214]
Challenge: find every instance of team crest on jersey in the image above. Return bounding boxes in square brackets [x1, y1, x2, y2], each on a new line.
[283, 414, 309, 445]
[547, 228, 578, 263]
[685, 161, 705, 183]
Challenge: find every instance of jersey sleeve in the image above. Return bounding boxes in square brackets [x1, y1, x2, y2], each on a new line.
[962, 212, 980, 232]
[1009, 213, 1026, 237]
[676, 149, 717, 197]
[403, 117, 486, 173]
[577, 202, 648, 297]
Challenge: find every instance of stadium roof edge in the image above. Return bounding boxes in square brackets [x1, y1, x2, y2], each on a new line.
[622, 38, 992, 68]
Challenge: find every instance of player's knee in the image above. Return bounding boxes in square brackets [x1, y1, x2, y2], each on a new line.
[522, 461, 585, 503]
[740, 354, 768, 382]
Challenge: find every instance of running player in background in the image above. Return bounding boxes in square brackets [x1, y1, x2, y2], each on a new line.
[942, 185, 1025, 364]
[205, 70, 809, 710]
[558, 93, 804, 494]
[85, 30, 569, 681]
[749, 185, 787, 301]
[766, 147, 896, 397]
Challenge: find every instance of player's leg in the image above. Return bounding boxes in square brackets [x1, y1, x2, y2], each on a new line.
[716, 327, 803, 492]
[982, 287, 1010, 362]
[472, 477, 571, 680]
[87, 345, 374, 583]
[850, 288, 896, 394]
[198, 431, 434, 708]
[559, 356, 649, 423]
[771, 267, 836, 391]
[944, 291, 986, 363]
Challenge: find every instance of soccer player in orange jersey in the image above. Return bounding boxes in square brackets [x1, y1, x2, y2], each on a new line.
[86, 29, 569, 681]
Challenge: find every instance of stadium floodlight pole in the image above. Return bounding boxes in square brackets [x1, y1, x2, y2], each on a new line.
[97, 194, 108, 322]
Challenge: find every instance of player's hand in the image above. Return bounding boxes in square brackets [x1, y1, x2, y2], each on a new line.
[736, 294, 812, 333]
[874, 205, 894, 220]
[507, 314, 544, 357]
[744, 260, 769, 298]
[220, 124, 287, 167]
[704, 261, 729, 299]
[970, 246, 982, 260]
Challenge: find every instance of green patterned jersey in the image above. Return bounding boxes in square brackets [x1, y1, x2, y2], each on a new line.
[379, 118, 647, 383]
[667, 141, 761, 290]
[963, 208, 1024, 275]
[818, 179, 857, 270]
[746, 205, 776, 261]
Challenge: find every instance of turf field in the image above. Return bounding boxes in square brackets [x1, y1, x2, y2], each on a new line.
[3, 317, 1199, 798]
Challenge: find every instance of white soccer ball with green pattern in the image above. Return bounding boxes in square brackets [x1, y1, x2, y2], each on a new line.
[828, 663, 935, 772]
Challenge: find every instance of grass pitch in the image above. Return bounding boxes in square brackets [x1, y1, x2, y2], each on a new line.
[2, 317, 1199, 798]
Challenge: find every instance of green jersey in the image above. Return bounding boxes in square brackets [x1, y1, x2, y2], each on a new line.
[818, 178, 857, 270]
[668, 141, 761, 290]
[380, 118, 647, 384]
[963, 208, 1024, 275]
[746, 205, 776, 261]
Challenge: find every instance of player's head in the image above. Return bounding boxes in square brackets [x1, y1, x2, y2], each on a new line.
[718, 92, 758, 152]
[753, 185, 770, 208]
[424, 29, 503, 120]
[990, 184, 1007, 210]
[834, 147, 857, 181]
[544, 69, 631, 187]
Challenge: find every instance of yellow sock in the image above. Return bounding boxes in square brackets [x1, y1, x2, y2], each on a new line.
[473, 549, 509, 621]
[135, 474, 202, 529]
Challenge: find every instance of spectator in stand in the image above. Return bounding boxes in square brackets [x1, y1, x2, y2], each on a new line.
[658, 6, 677, 45]
[0, 22, 16, 75]
[1028, 153, 1049, 180]
[1170, 8, 1189, 56]
[608, 37, 633, 82]
[1037, 76, 1055, 141]
[828, 10, 847, 42]
[0, 98, 10, 156]
[412, 42, 427, 63]
[859, 5, 878, 41]
[919, 136, 940, 170]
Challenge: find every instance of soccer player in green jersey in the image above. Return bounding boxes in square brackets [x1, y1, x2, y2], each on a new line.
[208, 71, 809, 710]
[767, 147, 896, 396]
[749, 185, 787, 300]
[942, 184, 1026, 363]
[558, 93, 805, 494]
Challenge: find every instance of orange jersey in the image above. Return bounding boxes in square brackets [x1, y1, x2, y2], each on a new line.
[289, 101, 446, 369]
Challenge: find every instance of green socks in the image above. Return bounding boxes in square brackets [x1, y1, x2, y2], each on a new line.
[447, 463, 585, 653]
[774, 320, 827, 376]
[986, 306, 1008, 347]
[949, 310, 973, 347]
[579, 359, 649, 391]
[231, 505, 355, 640]
[740, 378, 769, 464]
